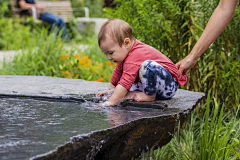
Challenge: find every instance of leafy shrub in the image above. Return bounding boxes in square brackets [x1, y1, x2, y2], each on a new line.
[0, 17, 33, 50]
[0, 1, 11, 17]
[69, 0, 104, 17]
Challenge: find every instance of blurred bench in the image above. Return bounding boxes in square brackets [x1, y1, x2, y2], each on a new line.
[9, 0, 107, 35]
[9, 0, 89, 23]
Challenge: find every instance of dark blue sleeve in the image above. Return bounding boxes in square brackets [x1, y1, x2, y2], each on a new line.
[25, 0, 36, 4]
[17, 0, 36, 15]
[17, 0, 36, 5]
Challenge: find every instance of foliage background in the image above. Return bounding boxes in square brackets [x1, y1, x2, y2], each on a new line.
[69, 0, 104, 17]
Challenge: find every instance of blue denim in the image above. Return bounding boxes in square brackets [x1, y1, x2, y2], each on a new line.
[130, 60, 178, 100]
[39, 12, 70, 40]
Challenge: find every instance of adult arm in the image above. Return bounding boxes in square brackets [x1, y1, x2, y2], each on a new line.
[176, 0, 239, 78]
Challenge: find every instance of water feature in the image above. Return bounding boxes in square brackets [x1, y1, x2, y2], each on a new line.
[0, 76, 205, 160]
[0, 98, 108, 159]
[0, 97, 181, 160]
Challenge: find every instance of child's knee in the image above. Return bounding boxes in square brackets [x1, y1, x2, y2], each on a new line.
[140, 60, 153, 70]
[139, 60, 154, 75]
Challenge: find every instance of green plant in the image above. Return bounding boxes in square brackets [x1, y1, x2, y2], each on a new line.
[0, 1, 11, 18]
[149, 106, 201, 160]
[197, 93, 240, 160]
[140, 94, 240, 160]
[199, 51, 240, 109]
[69, 0, 104, 17]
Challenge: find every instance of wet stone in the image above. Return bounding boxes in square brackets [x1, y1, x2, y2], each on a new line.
[0, 76, 205, 160]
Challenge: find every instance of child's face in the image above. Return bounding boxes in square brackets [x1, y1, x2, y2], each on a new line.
[100, 36, 132, 64]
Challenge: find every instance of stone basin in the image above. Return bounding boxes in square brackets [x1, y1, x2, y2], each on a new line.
[0, 75, 205, 160]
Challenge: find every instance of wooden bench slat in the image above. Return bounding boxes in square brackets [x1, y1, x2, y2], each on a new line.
[9, 0, 74, 22]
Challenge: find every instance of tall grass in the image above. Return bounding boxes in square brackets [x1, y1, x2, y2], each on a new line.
[197, 94, 240, 160]
[141, 94, 240, 159]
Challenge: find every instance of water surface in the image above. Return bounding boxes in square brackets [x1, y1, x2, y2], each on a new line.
[0, 98, 179, 160]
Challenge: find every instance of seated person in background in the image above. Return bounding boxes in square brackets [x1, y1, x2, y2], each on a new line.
[96, 19, 187, 106]
[17, 0, 70, 40]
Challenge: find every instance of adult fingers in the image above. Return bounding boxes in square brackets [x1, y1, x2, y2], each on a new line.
[175, 61, 181, 68]
[176, 61, 184, 79]
[178, 65, 185, 79]
[175, 60, 183, 78]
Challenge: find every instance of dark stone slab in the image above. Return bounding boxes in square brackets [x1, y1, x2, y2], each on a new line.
[0, 75, 205, 160]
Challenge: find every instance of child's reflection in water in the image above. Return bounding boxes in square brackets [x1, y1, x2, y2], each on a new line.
[107, 109, 144, 126]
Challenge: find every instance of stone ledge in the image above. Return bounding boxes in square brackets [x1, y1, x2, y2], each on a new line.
[0, 75, 205, 160]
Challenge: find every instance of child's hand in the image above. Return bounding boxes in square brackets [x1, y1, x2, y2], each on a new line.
[96, 90, 110, 96]
[98, 101, 114, 107]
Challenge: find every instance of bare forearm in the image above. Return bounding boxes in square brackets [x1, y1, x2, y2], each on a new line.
[109, 83, 115, 90]
[190, 0, 238, 60]
[108, 84, 128, 105]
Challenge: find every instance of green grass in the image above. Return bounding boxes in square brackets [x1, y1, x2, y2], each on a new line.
[140, 94, 240, 160]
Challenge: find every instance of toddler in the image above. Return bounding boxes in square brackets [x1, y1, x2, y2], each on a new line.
[96, 19, 187, 106]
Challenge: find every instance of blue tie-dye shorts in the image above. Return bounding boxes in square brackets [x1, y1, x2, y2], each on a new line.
[129, 60, 178, 100]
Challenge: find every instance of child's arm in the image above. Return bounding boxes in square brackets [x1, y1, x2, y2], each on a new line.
[96, 83, 115, 96]
[107, 84, 128, 105]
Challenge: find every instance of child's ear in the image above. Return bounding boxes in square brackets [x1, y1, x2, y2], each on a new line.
[123, 38, 131, 48]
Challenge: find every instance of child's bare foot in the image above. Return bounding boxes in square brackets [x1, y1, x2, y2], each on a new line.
[125, 91, 140, 100]
[134, 92, 155, 102]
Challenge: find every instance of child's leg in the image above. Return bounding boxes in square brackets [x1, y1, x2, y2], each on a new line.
[139, 60, 178, 100]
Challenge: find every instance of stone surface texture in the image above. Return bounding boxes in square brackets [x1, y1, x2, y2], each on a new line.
[0, 76, 205, 160]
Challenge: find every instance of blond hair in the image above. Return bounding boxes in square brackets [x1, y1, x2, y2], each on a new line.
[98, 19, 135, 47]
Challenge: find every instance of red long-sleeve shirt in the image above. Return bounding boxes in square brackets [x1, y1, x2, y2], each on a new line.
[111, 39, 187, 90]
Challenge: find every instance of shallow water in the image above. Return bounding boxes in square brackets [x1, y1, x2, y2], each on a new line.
[0, 98, 179, 160]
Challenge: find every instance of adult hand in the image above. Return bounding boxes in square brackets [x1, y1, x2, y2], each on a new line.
[176, 0, 238, 79]
[175, 54, 197, 79]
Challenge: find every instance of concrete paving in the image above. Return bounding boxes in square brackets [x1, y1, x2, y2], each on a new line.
[0, 50, 21, 64]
